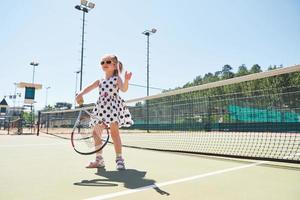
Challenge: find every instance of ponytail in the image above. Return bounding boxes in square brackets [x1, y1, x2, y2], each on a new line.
[113, 57, 123, 76]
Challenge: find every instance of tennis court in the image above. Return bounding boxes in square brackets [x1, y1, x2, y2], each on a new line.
[1, 66, 300, 200]
[1, 1, 300, 199]
[0, 133, 299, 200]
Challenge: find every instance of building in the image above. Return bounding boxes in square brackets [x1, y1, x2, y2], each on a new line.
[0, 98, 8, 115]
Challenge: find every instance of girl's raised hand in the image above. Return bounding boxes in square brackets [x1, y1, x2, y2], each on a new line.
[125, 71, 132, 81]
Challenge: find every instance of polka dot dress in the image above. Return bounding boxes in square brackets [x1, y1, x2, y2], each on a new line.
[90, 76, 134, 128]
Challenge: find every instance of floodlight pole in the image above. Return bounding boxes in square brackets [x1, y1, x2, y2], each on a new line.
[142, 29, 157, 133]
[74, 70, 81, 108]
[75, 1, 95, 91]
[146, 33, 150, 133]
[30, 62, 39, 84]
[29, 61, 38, 133]
[13, 83, 17, 115]
[45, 87, 51, 108]
[79, 10, 86, 91]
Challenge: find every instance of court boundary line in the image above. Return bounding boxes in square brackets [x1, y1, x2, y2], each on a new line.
[84, 160, 268, 200]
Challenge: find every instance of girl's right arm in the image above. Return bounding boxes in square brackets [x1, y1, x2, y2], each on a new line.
[76, 80, 100, 103]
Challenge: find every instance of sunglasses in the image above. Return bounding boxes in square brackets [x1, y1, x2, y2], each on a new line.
[101, 60, 113, 65]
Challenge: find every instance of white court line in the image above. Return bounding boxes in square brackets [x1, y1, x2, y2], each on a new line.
[85, 153, 299, 200]
[0, 143, 66, 147]
[84, 160, 269, 200]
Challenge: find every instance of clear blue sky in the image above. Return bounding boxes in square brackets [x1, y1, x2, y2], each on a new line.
[0, 0, 299, 110]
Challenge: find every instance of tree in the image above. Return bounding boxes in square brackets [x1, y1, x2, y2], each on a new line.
[268, 64, 283, 70]
[183, 82, 192, 88]
[44, 105, 54, 111]
[203, 72, 216, 83]
[55, 102, 72, 110]
[250, 64, 262, 74]
[214, 71, 222, 78]
[193, 75, 203, 85]
[22, 112, 32, 124]
[221, 64, 234, 79]
[236, 64, 249, 77]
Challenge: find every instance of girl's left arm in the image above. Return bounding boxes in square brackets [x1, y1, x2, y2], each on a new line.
[117, 71, 132, 92]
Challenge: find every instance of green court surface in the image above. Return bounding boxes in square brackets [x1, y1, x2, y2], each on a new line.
[0, 134, 299, 200]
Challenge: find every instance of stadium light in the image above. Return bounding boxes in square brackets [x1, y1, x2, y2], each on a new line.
[87, 2, 95, 9]
[81, 0, 88, 6]
[74, 0, 95, 90]
[142, 28, 157, 36]
[29, 61, 39, 84]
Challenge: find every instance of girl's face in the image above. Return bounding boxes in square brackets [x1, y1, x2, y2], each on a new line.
[100, 57, 116, 74]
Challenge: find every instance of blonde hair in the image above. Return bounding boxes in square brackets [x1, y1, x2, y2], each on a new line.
[101, 54, 123, 76]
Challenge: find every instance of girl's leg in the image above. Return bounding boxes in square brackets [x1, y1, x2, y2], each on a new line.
[110, 122, 122, 155]
[86, 123, 105, 168]
[110, 122, 125, 170]
[93, 123, 105, 154]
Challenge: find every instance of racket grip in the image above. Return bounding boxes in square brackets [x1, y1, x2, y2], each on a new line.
[78, 100, 84, 104]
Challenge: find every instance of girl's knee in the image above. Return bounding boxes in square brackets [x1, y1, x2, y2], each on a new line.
[93, 124, 105, 135]
[110, 122, 119, 130]
[110, 127, 120, 138]
[92, 130, 98, 137]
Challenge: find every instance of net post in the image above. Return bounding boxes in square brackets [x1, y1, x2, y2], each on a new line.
[7, 117, 10, 135]
[146, 99, 150, 133]
[46, 113, 49, 134]
[37, 111, 41, 136]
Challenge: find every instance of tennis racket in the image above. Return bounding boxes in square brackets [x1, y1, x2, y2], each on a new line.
[71, 107, 110, 155]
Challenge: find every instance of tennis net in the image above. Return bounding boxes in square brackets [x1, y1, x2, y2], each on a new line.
[38, 65, 300, 163]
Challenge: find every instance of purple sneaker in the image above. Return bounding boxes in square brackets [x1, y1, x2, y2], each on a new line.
[116, 157, 125, 170]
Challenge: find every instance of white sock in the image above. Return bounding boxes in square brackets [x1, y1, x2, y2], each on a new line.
[116, 153, 122, 158]
[96, 151, 103, 158]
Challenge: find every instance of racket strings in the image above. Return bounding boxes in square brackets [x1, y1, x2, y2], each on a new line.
[72, 109, 110, 155]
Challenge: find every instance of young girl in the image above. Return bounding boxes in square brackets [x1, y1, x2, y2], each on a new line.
[76, 54, 133, 170]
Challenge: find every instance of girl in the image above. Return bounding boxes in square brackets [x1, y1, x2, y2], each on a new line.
[76, 54, 133, 170]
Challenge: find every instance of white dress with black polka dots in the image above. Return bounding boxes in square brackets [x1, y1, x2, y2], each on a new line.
[91, 76, 134, 128]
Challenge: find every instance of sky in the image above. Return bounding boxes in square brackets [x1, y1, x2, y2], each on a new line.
[0, 0, 299, 111]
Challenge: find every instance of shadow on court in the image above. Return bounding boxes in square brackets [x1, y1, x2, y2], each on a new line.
[74, 168, 170, 196]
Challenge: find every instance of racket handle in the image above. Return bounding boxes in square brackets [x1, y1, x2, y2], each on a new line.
[75, 92, 84, 105]
[77, 98, 84, 107]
